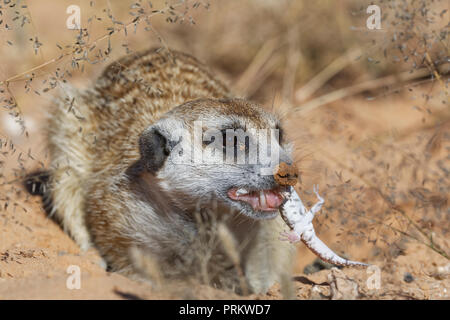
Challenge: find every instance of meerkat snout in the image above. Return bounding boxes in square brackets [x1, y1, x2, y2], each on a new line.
[273, 162, 299, 186]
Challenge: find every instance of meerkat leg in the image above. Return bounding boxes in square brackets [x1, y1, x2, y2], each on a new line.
[49, 166, 92, 251]
[24, 166, 91, 250]
[244, 217, 295, 294]
[43, 85, 94, 251]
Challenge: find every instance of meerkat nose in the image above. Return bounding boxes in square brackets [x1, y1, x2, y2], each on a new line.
[273, 162, 299, 186]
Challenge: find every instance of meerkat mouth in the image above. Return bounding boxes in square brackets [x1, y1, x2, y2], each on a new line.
[227, 187, 287, 212]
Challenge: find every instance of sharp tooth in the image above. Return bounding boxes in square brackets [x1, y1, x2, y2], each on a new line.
[259, 190, 266, 207]
[236, 188, 248, 196]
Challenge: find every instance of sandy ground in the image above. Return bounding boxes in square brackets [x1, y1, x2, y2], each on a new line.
[0, 176, 448, 300]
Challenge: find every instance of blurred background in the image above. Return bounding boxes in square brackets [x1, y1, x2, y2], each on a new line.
[0, 0, 448, 299]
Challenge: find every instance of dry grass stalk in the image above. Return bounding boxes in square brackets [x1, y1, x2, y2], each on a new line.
[295, 48, 362, 103]
[294, 63, 449, 116]
[316, 146, 450, 261]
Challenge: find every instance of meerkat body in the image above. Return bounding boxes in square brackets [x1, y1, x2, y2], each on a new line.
[32, 48, 295, 293]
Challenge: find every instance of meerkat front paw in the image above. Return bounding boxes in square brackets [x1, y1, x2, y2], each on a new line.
[69, 227, 92, 252]
[279, 230, 301, 243]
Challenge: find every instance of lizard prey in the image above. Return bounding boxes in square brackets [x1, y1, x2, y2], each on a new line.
[279, 185, 369, 267]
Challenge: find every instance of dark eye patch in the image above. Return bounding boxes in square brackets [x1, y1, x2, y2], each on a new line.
[203, 135, 215, 146]
[275, 124, 284, 144]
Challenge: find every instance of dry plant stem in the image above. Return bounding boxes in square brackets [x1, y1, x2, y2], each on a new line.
[281, 26, 302, 103]
[0, 1, 189, 148]
[295, 48, 362, 102]
[23, 0, 46, 62]
[235, 20, 307, 98]
[234, 37, 281, 96]
[3, 83, 26, 135]
[244, 55, 284, 99]
[317, 147, 450, 261]
[235, 40, 286, 98]
[293, 64, 449, 115]
[424, 52, 448, 99]
[351, 210, 445, 259]
[0, 0, 188, 85]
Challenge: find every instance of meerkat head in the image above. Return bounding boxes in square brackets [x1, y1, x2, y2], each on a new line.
[137, 98, 298, 220]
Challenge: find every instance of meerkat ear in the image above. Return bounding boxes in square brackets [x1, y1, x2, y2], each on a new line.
[139, 127, 172, 172]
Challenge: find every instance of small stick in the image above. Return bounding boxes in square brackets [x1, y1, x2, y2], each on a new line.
[279, 185, 369, 267]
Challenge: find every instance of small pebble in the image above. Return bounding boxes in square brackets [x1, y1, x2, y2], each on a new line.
[304, 258, 341, 274]
[404, 272, 414, 283]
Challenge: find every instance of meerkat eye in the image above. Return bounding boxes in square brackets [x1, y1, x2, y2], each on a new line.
[203, 136, 215, 147]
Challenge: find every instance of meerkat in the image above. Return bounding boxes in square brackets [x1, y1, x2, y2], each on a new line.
[25, 48, 299, 294]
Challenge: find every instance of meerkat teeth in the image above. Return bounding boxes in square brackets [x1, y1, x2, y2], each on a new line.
[236, 188, 249, 196]
[259, 190, 267, 208]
